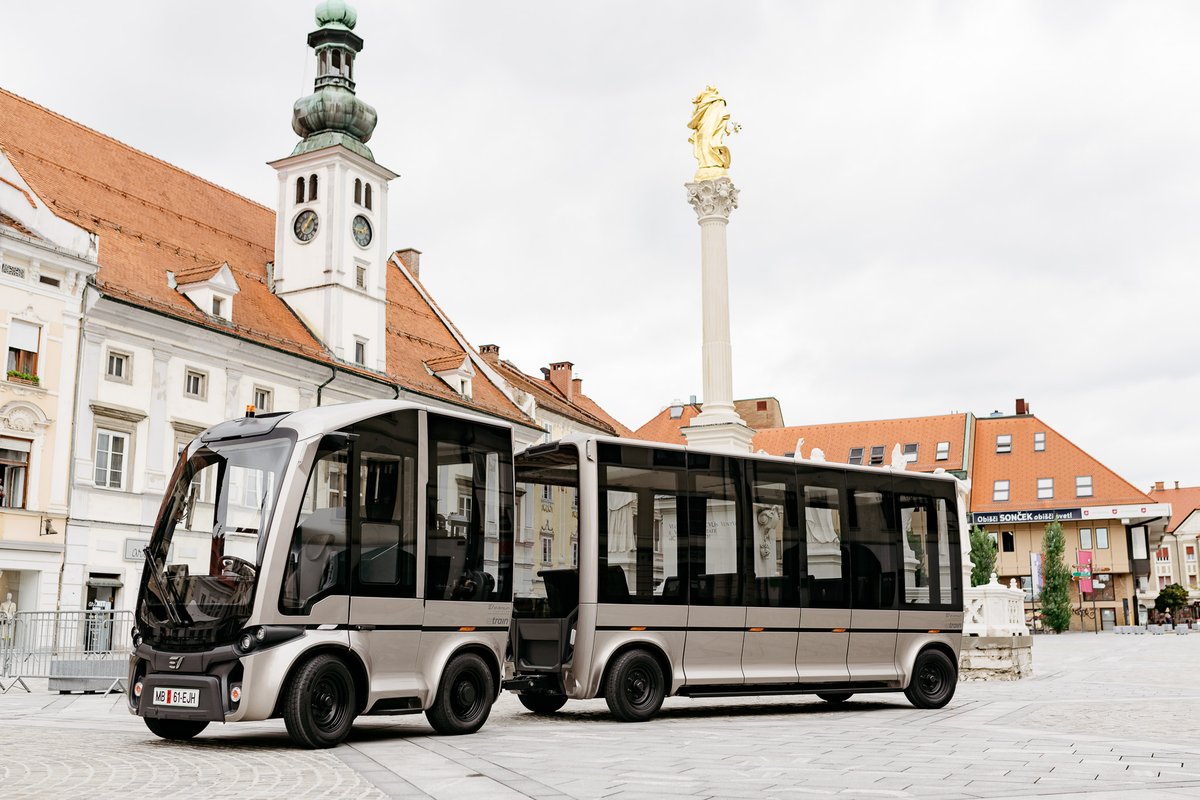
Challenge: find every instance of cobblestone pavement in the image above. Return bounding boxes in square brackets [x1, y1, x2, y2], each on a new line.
[4, 633, 1200, 799]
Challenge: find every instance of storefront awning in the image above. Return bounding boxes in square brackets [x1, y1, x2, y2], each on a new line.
[86, 576, 124, 588]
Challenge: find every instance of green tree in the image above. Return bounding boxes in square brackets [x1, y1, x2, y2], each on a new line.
[1040, 522, 1073, 633]
[968, 526, 997, 587]
[1155, 583, 1189, 616]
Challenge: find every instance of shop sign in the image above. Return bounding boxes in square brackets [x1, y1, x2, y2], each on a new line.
[124, 538, 171, 562]
[972, 509, 1083, 525]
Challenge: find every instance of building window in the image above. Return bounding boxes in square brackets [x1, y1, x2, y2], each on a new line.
[308, 173, 318, 201]
[1095, 527, 1109, 549]
[1157, 547, 1171, 562]
[848, 447, 864, 465]
[903, 443, 918, 463]
[354, 178, 362, 205]
[1080, 528, 1092, 550]
[571, 537, 578, 567]
[993, 480, 1010, 502]
[6, 319, 40, 380]
[105, 351, 130, 383]
[39, 275, 60, 288]
[295, 176, 305, 204]
[253, 386, 273, 413]
[996, 434, 1012, 454]
[935, 441, 950, 461]
[355, 265, 366, 288]
[1188, 546, 1197, 563]
[364, 183, 372, 210]
[868, 445, 885, 465]
[1034, 432, 1045, 452]
[541, 535, 553, 564]
[1076, 475, 1093, 497]
[541, 484, 553, 502]
[94, 429, 129, 490]
[1037, 477, 1053, 500]
[1001, 531, 1015, 553]
[211, 297, 224, 317]
[354, 340, 366, 366]
[184, 369, 207, 399]
[0, 436, 31, 509]
[457, 493, 472, 519]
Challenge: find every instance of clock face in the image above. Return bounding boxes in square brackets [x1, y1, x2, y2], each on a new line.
[293, 209, 319, 243]
[352, 214, 372, 247]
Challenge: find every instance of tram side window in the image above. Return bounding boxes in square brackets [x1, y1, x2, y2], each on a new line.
[687, 453, 742, 606]
[596, 443, 687, 604]
[801, 483, 848, 608]
[935, 496, 959, 605]
[844, 476, 899, 609]
[898, 492, 935, 606]
[747, 464, 801, 607]
[282, 439, 350, 613]
[351, 411, 419, 597]
[426, 415, 514, 602]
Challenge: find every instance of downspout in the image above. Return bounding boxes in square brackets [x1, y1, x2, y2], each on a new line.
[393, 383, 400, 399]
[316, 366, 337, 407]
[60, 285, 90, 611]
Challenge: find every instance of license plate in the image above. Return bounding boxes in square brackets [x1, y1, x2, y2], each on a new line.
[152, 687, 200, 708]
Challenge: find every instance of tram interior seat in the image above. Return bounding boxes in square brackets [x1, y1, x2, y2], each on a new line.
[690, 573, 738, 605]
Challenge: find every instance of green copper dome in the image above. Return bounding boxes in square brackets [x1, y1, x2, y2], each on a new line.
[315, 0, 357, 30]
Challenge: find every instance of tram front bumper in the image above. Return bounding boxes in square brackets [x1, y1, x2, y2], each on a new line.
[137, 673, 226, 723]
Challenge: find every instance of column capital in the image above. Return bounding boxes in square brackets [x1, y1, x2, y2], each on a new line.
[685, 177, 739, 221]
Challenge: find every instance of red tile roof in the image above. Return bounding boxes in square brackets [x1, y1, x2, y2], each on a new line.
[483, 351, 628, 436]
[970, 415, 1152, 512]
[0, 86, 534, 428]
[1149, 485, 1200, 534]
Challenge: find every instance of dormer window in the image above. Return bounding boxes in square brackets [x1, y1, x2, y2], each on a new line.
[427, 354, 476, 400]
[174, 262, 239, 322]
[308, 174, 318, 202]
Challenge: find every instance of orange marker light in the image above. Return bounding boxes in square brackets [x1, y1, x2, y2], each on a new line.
[629, 626, 647, 631]
[749, 627, 765, 632]
[927, 629, 941, 634]
[832, 628, 847, 633]
[458, 626, 475, 632]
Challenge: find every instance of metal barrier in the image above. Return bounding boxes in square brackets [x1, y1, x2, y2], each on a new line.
[1, 610, 133, 694]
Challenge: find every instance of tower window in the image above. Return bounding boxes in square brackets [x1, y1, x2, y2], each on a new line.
[332, 49, 341, 70]
[355, 265, 366, 288]
[295, 177, 305, 204]
[354, 340, 366, 366]
[364, 183, 372, 210]
[308, 174, 318, 202]
[354, 179, 362, 205]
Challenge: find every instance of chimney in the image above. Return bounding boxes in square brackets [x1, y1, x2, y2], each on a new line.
[547, 361, 574, 400]
[1155, 481, 1165, 492]
[479, 343, 500, 364]
[1176, 481, 1181, 490]
[571, 377, 583, 399]
[1015, 398, 1029, 415]
[396, 248, 422, 278]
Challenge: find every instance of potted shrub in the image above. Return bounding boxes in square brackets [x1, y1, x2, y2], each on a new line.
[6, 370, 39, 386]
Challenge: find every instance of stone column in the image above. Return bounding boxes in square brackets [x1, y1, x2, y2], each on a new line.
[681, 177, 754, 453]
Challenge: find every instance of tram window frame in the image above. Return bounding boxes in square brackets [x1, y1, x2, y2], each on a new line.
[280, 435, 352, 615]
[798, 464, 850, 609]
[746, 462, 802, 607]
[893, 475, 961, 610]
[685, 452, 743, 607]
[841, 472, 900, 610]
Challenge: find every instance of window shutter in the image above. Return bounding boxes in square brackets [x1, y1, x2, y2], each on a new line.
[8, 320, 40, 353]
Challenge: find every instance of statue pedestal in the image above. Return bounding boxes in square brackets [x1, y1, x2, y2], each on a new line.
[960, 574, 1033, 681]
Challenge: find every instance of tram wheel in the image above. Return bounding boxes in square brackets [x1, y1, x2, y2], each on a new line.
[427, 653, 495, 735]
[518, 694, 568, 715]
[816, 692, 853, 704]
[144, 716, 209, 741]
[604, 649, 665, 722]
[904, 649, 957, 709]
[284, 653, 357, 749]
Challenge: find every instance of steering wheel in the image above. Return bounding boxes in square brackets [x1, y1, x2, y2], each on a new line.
[220, 555, 255, 579]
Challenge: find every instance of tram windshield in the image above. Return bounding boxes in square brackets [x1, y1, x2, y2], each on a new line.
[137, 434, 293, 647]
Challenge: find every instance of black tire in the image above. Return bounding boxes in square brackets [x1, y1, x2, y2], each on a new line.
[604, 649, 666, 722]
[283, 653, 357, 749]
[518, 694, 568, 715]
[904, 649, 957, 709]
[816, 692, 853, 704]
[426, 653, 495, 735]
[144, 716, 209, 741]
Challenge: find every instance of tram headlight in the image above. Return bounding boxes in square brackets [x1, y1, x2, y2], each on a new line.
[229, 684, 242, 704]
[131, 628, 142, 647]
[133, 680, 143, 699]
[254, 627, 267, 642]
[239, 633, 255, 652]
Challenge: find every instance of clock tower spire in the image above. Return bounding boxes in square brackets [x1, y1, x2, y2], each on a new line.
[268, 0, 398, 372]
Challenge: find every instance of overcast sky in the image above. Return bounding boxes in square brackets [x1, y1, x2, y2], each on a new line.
[6, 1, 1200, 492]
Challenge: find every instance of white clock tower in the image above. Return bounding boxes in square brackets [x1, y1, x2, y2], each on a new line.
[269, 0, 397, 371]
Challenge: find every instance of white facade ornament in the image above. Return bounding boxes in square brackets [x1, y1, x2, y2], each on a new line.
[685, 177, 739, 220]
[809, 447, 825, 462]
[890, 443, 906, 470]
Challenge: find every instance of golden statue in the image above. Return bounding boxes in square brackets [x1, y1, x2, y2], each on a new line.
[688, 86, 740, 181]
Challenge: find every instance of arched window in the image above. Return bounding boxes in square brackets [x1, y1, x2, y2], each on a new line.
[354, 178, 362, 205]
[346, 54, 354, 80]
[364, 183, 372, 210]
[331, 50, 341, 71]
[308, 174, 318, 201]
[295, 177, 305, 204]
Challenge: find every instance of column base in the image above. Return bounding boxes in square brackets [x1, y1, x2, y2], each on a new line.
[681, 418, 756, 454]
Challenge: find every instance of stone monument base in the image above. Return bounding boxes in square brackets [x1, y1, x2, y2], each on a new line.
[959, 635, 1033, 681]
